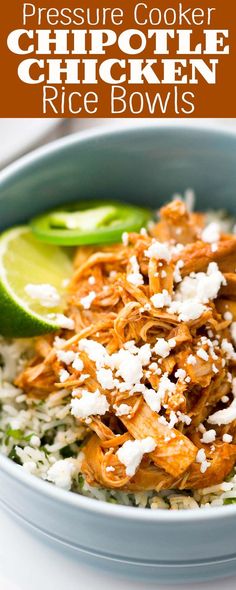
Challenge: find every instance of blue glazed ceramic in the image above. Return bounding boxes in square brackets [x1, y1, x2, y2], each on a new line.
[1, 123, 236, 584]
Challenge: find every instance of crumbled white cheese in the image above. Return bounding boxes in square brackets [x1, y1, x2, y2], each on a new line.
[47, 459, 76, 490]
[106, 466, 115, 472]
[196, 448, 210, 473]
[221, 339, 236, 361]
[150, 289, 172, 309]
[144, 373, 176, 414]
[210, 349, 219, 362]
[169, 262, 225, 322]
[113, 349, 143, 386]
[158, 373, 176, 397]
[201, 429, 216, 444]
[168, 300, 206, 322]
[208, 399, 236, 426]
[224, 311, 233, 321]
[25, 283, 60, 308]
[174, 260, 184, 283]
[149, 362, 158, 372]
[174, 369, 184, 385]
[71, 389, 109, 419]
[116, 437, 156, 476]
[80, 291, 96, 310]
[177, 411, 191, 426]
[169, 338, 176, 348]
[127, 255, 144, 287]
[113, 403, 131, 416]
[187, 354, 197, 365]
[72, 356, 84, 372]
[53, 336, 66, 349]
[56, 349, 76, 365]
[59, 369, 70, 383]
[96, 368, 114, 390]
[145, 241, 171, 263]
[144, 303, 151, 311]
[48, 313, 75, 330]
[201, 222, 220, 244]
[79, 339, 110, 369]
[200, 461, 211, 473]
[153, 338, 172, 359]
[223, 433, 233, 443]
[143, 388, 161, 413]
[122, 232, 129, 246]
[140, 227, 147, 236]
[138, 343, 152, 366]
[168, 411, 178, 429]
[180, 262, 226, 304]
[175, 368, 186, 382]
[88, 276, 96, 285]
[158, 414, 169, 428]
[197, 348, 209, 362]
[196, 448, 206, 463]
[123, 340, 139, 353]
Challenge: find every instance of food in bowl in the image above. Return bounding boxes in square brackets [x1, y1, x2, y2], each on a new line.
[1, 196, 236, 510]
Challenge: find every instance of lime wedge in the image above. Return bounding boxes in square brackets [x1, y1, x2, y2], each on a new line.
[0, 227, 73, 337]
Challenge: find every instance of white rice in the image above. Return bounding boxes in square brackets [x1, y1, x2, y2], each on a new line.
[1, 337, 236, 510]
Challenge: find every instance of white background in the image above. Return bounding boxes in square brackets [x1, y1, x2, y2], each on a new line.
[0, 117, 236, 589]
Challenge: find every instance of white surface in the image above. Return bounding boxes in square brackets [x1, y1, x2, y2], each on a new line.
[0, 504, 236, 590]
[0, 119, 61, 166]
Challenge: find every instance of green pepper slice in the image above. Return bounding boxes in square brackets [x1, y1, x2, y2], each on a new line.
[30, 200, 152, 246]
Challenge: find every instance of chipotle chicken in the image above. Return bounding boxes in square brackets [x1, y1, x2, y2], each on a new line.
[16, 199, 236, 493]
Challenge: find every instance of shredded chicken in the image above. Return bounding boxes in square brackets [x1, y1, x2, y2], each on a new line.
[15, 199, 236, 493]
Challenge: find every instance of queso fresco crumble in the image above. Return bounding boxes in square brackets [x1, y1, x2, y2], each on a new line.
[1, 196, 236, 510]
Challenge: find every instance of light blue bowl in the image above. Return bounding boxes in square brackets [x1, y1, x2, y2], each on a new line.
[1, 123, 236, 585]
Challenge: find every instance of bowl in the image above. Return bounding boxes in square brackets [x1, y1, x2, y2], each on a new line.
[1, 123, 236, 585]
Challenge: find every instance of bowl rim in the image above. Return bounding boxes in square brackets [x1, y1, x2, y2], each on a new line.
[1, 120, 236, 523]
